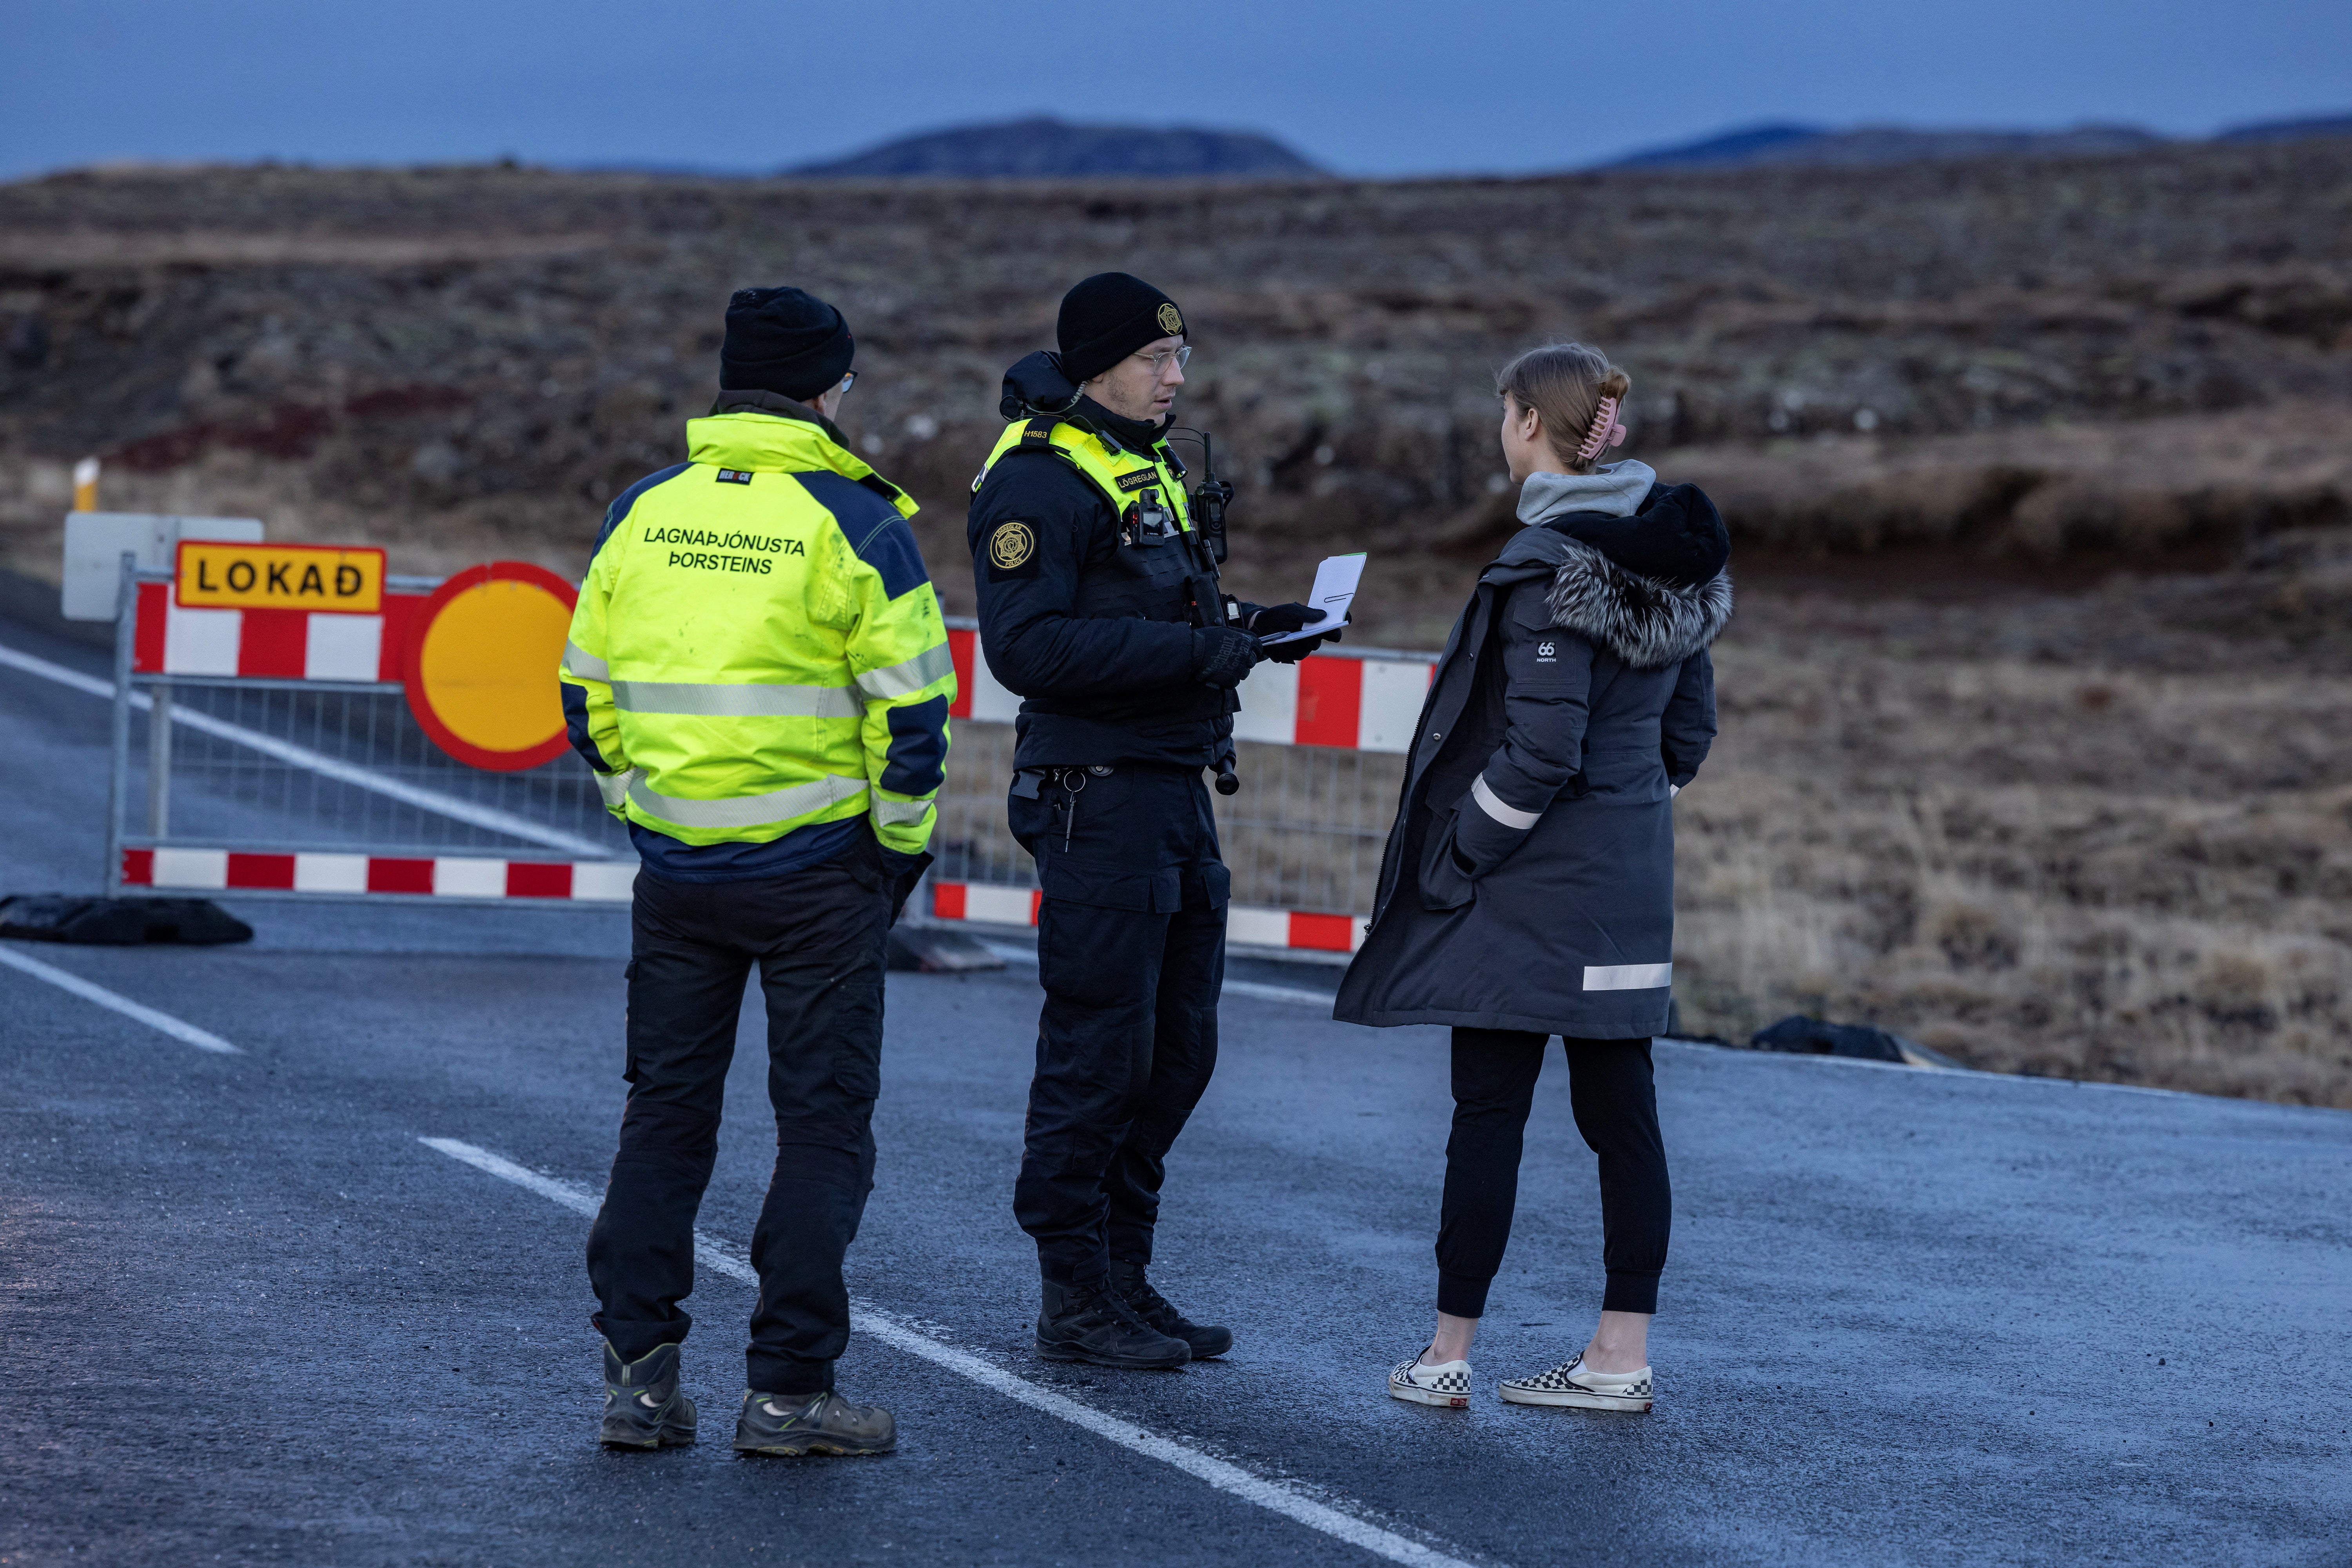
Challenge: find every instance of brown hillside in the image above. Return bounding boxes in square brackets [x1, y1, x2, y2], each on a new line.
[4, 147, 2350, 1105]
[4, 145, 2352, 608]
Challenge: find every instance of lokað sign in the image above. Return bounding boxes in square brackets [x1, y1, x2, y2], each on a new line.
[402, 561, 578, 772]
[176, 541, 385, 614]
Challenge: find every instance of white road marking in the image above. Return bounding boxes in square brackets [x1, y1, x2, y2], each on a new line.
[420, 1136, 1487, 1568]
[0, 639, 610, 857]
[1224, 978, 1341, 1008]
[976, 941, 1338, 1009]
[0, 641, 116, 700]
[0, 943, 239, 1053]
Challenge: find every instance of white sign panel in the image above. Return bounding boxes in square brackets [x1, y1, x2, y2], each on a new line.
[60, 513, 265, 622]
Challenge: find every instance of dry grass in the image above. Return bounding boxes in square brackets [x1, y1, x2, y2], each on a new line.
[1674, 548, 2352, 1107]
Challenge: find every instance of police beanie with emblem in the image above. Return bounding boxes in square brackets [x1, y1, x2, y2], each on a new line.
[1057, 273, 1185, 384]
[719, 286, 855, 401]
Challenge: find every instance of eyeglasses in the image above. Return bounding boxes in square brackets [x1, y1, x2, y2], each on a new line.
[1131, 346, 1191, 374]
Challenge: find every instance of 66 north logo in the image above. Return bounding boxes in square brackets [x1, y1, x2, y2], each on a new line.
[1536, 640, 1557, 661]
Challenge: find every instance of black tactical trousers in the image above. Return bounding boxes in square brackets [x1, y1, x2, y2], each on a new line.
[1008, 763, 1229, 1287]
[586, 849, 892, 1396]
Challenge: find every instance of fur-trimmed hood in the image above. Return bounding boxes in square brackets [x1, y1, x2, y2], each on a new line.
[1545, 540, 1733, 669]
[1488, 479, 1733, 669]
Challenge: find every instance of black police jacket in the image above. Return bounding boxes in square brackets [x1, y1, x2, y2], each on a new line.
[967, 402, 1237, 770]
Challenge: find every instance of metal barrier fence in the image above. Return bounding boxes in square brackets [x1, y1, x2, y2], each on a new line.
[926, 618, 1432, 953]
[103, 573, 1434, 940]
[107, 560, 633, 906]
[929, 727, 1407, 915]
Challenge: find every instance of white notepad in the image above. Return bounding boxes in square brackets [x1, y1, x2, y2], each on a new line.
[1258, 553, 1366, 644]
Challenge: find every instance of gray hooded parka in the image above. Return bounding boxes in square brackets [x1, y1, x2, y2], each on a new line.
[1332, 465, 1731, 1038]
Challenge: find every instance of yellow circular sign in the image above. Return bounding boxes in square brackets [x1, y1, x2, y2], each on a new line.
[403, 562, 577, 770]
[989, 521, 1036, 570]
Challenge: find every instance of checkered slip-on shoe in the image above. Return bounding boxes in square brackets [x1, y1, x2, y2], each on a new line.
[1498, 1353, 1654, 1412]
[1388, 1355, 1473, 1408]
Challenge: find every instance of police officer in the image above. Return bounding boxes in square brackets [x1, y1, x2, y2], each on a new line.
[969, 273, 1335, 1368]
[560, 286, 955, 1453]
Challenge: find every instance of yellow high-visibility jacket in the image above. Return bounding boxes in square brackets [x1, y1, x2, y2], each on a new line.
[558, 405, 953, 861]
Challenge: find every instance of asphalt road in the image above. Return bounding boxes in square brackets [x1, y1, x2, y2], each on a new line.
[3, 606, 2350, 1567]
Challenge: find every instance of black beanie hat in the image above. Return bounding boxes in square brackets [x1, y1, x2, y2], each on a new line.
[1057, 273, 1186, 384]
[719, 286, 854, 401]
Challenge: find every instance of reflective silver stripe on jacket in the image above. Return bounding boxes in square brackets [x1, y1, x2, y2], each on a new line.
[1584, 962, 1672, 992]
[853, 642, 954, 702]
[872, 797, 934, 826]
[1472, 774, 1543, 830]
[563, 641, 611, 681]
[609, 680, 863, 719]
[593, 767, 640, 809]
[626, 773, 868, 830]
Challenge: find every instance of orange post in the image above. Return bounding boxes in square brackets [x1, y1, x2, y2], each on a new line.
[71, 456, 99, 512]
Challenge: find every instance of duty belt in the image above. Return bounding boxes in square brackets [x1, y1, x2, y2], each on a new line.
[1009, 764, 1114, 800]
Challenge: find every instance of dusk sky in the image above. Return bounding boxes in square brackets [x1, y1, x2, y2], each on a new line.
[4, 0, 2347, 180]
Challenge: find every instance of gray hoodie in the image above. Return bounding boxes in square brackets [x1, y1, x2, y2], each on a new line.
[1515, 459, 1657, 525]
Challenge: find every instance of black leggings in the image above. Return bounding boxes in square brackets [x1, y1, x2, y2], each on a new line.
[1436, 1029, 1671, 1319]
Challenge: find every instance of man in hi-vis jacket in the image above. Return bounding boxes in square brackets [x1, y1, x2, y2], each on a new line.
[968, 273, 1334, 1370]
[560, 285, 953, 1456]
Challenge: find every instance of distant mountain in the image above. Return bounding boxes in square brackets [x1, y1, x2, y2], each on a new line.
[1604, 123, 1828, 167]
[2216, 113, 2352, 145]
[790, 116, 1323, 180]
[1609, 122, 2163, 170]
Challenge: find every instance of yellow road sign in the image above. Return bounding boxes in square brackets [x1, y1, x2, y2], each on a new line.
[402, 561, 578, 771]
[176, 541, 385, 614]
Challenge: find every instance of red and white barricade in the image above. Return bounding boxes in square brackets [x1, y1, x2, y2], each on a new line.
[934, 621, 1433, 954]
[945, 626, 1433, 753]
[119, 848, 635, 903]
[103, 553, 632, 907]
[129, 578, 428, 683]
[927, 878, 1370, 955]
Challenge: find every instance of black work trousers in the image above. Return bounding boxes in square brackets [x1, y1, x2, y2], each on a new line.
[1007, 763, 1229, 1287]
[586, 848, 892, 1396]
[1436, 1029, 1671, 1319]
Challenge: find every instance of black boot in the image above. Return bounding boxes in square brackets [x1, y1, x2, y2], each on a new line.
[733, 1390, 897, 1456]
[598, 1340, 698, 1448]
[1110, 1260, 1233, 1360]
[1036, 1278, 1191, 1369]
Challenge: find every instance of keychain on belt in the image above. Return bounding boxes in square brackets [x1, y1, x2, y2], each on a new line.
[1061, 768, 1085, 849]
[1058, 766, 1111, 849]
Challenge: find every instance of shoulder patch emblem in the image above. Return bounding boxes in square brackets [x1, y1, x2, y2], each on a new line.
[989, 521, 1036, 570]
[715, 469, 753, 485]
[1115, 469, 1159, 493]
[1156, 303, 1183, 335]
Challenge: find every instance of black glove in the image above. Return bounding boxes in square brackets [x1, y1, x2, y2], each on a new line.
[1249, 601, 1344, 665]
[1190, 625, 1263, 690]
[1247, 602, 1320, 636]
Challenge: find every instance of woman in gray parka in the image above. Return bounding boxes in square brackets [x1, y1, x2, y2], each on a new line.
[1334, 343, 1729, 1415]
